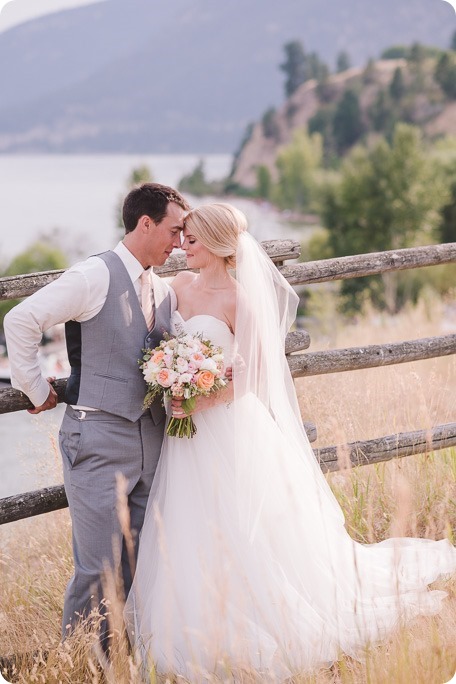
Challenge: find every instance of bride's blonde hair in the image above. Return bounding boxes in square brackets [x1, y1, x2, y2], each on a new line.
[184, 203, 247, 268]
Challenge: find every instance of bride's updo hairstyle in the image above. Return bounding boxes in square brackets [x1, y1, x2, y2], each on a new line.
[184, 203, 247, 268]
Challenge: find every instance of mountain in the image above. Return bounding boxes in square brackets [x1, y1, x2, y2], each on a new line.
[0, 0, 455, 153]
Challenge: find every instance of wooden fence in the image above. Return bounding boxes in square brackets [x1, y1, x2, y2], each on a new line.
[1, 240, 455, 526]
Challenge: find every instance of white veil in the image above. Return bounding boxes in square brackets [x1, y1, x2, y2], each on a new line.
[232, 232, 345, 542]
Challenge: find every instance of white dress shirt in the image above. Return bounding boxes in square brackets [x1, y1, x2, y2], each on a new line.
[4, 242, 173, 408]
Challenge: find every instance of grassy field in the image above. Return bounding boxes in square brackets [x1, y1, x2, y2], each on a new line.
[0, 301, 455, 683]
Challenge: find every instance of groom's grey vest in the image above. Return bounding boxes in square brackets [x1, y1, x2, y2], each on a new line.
[64, 250, 171, 423]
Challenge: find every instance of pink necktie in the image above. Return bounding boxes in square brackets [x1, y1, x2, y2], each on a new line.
[140, 270, 154, 331]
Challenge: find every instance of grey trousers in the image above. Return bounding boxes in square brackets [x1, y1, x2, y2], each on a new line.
[59, 405, 165, 642]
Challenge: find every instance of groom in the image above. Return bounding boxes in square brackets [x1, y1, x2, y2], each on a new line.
[4, 183, 190, 644]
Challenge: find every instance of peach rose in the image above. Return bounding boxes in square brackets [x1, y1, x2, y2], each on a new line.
[196, 370, 215, 391]
[157, 368, 178, 388]
[151, 350, 165, 364]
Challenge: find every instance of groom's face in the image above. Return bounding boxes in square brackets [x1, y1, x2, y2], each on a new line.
[146, 202, 185, 266]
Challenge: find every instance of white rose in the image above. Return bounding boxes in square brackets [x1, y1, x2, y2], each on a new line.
[179, 372, 193, 384]
[176, 357, 189, 372]
[143, 368, 158, 384]
[177, 344, 191, 358]
[200, 358, 217, 373]
[144, 361, 160, 373]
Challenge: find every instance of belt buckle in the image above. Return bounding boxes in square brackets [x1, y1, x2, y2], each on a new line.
[77, 410, 86, 420]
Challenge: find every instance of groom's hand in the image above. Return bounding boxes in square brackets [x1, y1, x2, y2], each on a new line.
[27, 377, 58, 414]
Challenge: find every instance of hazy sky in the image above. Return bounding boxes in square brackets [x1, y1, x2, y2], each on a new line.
[0, 0, 104, 33]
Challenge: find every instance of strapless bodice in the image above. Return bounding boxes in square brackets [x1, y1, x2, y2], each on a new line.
[171, 310, 235, 362]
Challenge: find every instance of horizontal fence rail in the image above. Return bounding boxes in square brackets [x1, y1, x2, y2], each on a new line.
[288, 334, 456, 377]
[2, 242, 455, 301]
[316, 423, 456, 473]
[0, 240, 301, 301]
[280, 242, 456, 285]
[1, 422, 454, 525]
[1, 334, 453, 414]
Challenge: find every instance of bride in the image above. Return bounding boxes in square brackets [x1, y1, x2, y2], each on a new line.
[125, 203, 456, 680]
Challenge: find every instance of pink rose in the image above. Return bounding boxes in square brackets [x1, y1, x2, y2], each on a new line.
[190, 352, 205, 368]
[157, 368, 178, 388]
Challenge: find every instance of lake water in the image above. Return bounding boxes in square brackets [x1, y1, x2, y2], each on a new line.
[0, 154, 302, 498]
[0, 154, 232, 263]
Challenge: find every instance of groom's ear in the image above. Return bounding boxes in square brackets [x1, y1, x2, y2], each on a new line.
[138, 215, 154, 233]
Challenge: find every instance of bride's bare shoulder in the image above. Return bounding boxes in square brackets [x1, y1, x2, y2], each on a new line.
[171, 270, 197, 293]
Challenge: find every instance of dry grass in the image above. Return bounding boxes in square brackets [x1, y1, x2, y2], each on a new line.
[1, 300, 455, 683]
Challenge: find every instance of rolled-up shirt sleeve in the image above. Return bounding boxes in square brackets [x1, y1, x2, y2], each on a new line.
[4, 259, 108, 407]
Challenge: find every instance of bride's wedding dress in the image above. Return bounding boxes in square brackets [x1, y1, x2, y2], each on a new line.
[125, 308, 456, 680]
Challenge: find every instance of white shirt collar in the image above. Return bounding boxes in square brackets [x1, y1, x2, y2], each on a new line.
[113, 241, 146, 284]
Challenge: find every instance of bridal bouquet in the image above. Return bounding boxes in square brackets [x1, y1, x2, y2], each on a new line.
[140, 332, 228, 438]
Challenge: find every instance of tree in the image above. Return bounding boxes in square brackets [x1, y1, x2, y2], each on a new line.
[261, 107, 280, 141]
[308, 107, 336, 165]
[409, 42, 425, 64]
[280, 41, 329, 98]
[389, 67, 405, 101]
[321, 124, 449, 312]
[369, 89, 395, 133]
[315, 63, 334, 103]
[274, 129, 322, 211]
[280, 40, 309, 97]
[435, 52, 456, 99]
[362, 58, 376, 84]
[5, 242, 68, 276]
[451, 30, 456, 52]
[178, 160, 207, 196]
[439, 180, 456, 243]
[178, 160, 224, 197]
[381, 46, 409, 59]
[308, 52, 329, 82]
[0, 242, 68, 328]
[128, 165, 153, 186]
[255, 165, 273, 200]
[336, 51, 351, 73]
[333, 90, 364, 153]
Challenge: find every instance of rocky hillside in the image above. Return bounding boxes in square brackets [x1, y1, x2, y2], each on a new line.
[231, 56, 456, 189]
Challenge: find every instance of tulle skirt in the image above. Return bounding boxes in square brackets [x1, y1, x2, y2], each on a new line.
[125, 394, 456, 680]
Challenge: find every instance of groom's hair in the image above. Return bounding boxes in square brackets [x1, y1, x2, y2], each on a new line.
[122, 183, 190, 233]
